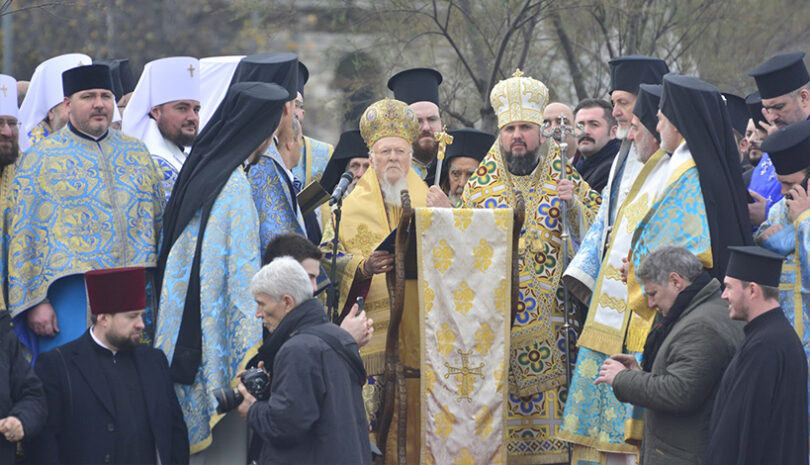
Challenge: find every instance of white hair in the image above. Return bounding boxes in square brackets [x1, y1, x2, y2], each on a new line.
[249, 256, 313, 305]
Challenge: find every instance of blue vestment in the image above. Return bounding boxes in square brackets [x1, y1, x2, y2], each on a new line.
[153, 169, 262, 452]
[5, 125, 163, 359]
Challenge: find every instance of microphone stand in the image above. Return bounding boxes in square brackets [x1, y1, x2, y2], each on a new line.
[328, 196, 344, 324]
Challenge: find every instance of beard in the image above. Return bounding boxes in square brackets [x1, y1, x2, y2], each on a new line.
[106, 329, 140, 351]
[412, 134, 437, 164]
[159, 119, 197, 147]
[0, 141, 19, 167]
[616, 125, 629, 139]
[501, 143, 540, 176]
[379, 172, 408, 207]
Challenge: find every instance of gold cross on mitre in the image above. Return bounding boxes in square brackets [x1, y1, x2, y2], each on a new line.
[187, 64, 196, 77]
[0, 85, 6, 97]
[512, 68, 524, 77]
[433, 126, 454, 161]
[444, 349, 485, 403]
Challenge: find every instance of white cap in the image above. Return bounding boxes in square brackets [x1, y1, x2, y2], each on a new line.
[0, 74, 19, 119]
[198, 55, 244, 131]
[122, 56, 201, 142]
[19, 53, 92, 142]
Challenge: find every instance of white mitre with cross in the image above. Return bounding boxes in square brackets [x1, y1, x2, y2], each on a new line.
[122, 56, 201, 143]
[18, 53, 91, 151]
[0, 74, 19, 119]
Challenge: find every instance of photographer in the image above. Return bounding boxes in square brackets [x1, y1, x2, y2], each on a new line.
[237, 257, 370, 464]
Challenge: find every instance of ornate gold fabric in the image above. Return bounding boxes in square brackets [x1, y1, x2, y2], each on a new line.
[320, 166, 428, 375]
[416, 207, 512, 464]
[359, 98, 419, 149]
[489, 69, 549, 129]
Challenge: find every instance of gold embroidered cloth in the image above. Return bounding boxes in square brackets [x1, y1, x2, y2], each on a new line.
[416, 207, 512, 465]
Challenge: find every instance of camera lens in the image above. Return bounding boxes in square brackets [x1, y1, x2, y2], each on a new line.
[213, 387, 244, 414]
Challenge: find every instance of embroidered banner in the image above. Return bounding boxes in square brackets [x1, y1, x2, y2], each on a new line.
[416, 207, 512, 465]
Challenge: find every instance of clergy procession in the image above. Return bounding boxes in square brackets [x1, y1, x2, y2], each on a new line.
[1, 28, 810, 465]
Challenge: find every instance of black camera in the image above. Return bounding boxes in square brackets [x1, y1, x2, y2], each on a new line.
[213, 367, 271, 414]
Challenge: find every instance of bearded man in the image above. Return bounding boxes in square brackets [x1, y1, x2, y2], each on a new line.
[320, 98, 428, 453]
[462, 69, 601, 464]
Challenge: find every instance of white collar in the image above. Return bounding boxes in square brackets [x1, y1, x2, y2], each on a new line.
[89, 325, 117, 355]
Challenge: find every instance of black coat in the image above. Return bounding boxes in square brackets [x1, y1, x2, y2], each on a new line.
[705, 308, 808, 465]
[0, 316, 46, 465]
[248, 303, 371, 465]
[28, 330, 189, 465]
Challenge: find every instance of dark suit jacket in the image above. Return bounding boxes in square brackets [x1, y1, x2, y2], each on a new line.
[28, 330, 189, 465]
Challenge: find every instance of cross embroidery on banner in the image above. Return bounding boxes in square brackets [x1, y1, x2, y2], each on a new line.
[187, 64, 196, 77]
[444, 349, 485, 403]
[0, 85, 6, 97]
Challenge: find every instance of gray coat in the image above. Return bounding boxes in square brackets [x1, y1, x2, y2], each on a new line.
[612, 279, 744, 465]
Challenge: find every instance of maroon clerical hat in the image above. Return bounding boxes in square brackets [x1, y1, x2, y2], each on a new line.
[85, 267, 146, 315]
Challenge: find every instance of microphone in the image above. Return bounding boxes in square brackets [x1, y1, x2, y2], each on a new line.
[329, 171, 355, 205]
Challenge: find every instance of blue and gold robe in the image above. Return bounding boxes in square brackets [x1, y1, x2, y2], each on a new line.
[292, 135, 333, 185]
[560, 143, 713, 463]
[5, 125, 163, 357]
[247, 152, 305, 253]
[27, 120, 53, 147]
[153, 169, 262, 453]
[755, 198, 810, 424]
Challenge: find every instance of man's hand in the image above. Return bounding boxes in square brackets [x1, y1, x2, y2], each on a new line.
[26, 302, 59, 337]
[594, 358, 626, 386]
[557, 179, 575, 207]
[0, 416, 24, 442]
[610, 354, 641, 371]
[760, 224, 784, 241]
[236, 383, 257, 420]
[786, 184, 810, 223]
[748, 190, 767, 226]
[758, 111, 779, 136]
[340, 303, 374, 348]
[426, 185, 452, 208]
[363, 251, 394, 275]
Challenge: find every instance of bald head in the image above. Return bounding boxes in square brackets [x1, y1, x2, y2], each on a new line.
[542, 102, 576, 158]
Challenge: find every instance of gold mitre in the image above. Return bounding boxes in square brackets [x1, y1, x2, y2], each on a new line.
[489, 68, 549, 129]
[359, 98, 419, 150]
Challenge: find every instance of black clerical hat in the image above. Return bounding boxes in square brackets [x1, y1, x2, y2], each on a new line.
[761, 120, 810, 175]
[633, 84, 662, 142]
[745, 91, 768, 130]
[726, 246, 784, 288]
[749, 52, 809, 99]
[62, 64, 114, 97]
[425, 128, 495, 186]
[320, 130, 368, 192]
[387, 68, 443, 105]
[722, 93, 749, 137]
[97, 58, 136, 100]
[232, 52, 298, 102]
[608, 55, 669, 95]
[298, 61, 309, 98]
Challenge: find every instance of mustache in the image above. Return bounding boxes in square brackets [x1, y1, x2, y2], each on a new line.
[182, 121, 198, 128]
[579, 137, 595, 144]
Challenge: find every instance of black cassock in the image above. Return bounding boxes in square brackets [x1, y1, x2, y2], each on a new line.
[705, 308, 808, 464]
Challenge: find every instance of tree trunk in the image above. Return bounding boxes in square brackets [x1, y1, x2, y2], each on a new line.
[550, 9, 588, 100]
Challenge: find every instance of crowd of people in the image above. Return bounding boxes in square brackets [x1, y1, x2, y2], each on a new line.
[0, 46, 808, 465]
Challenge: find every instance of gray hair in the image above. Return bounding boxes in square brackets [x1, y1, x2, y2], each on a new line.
[249, 256, 313, 305]
[637, 246, 703, 286]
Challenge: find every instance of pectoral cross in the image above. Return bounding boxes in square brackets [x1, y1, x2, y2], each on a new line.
[444, 349, 484, 403]
[432, 127, 454, 187]
[0, 85, 6, 97]
[187, 64, 196, 77]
